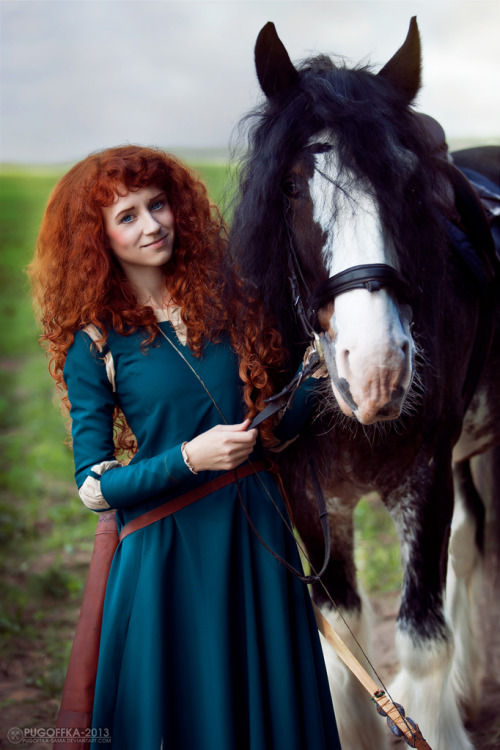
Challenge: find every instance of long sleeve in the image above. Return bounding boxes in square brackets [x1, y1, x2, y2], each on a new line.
[273, 372, 326, 444]
[63, 331, 192, 512]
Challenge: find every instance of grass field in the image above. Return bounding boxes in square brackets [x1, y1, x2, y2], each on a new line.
[0, 163, 401, 731]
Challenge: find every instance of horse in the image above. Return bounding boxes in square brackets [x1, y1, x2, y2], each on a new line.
[228, 17, 500, 750]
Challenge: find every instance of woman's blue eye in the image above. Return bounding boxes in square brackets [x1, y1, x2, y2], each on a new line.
[121, 214, 133, 224]
[151, 200, 164, 211]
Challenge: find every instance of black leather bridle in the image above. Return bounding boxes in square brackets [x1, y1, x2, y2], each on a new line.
[249, 158, 494, 585]
[308, 263, 412, 321]
[251, 247, 413, 427]
[247, 248, 412, 584]
[286, 236, 413, 345]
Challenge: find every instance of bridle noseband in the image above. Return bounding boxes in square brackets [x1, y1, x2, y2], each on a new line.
[289, 240, 412, 342]
[308, 263, 412, 322]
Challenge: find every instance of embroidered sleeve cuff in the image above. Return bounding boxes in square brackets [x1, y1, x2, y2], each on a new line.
[78, 460, 121, 511]
[97, 444, 194, 509]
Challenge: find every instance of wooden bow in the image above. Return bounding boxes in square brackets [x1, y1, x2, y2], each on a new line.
[313, 603, 432, 749]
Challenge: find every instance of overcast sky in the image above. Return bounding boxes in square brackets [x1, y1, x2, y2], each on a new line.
[1, 0, 499, 164]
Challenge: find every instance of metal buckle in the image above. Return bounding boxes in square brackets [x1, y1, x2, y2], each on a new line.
[313, 331, 325, 363]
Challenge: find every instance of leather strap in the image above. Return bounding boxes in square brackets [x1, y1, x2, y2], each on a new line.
[119, 460, 274, 541]
[308, 263, 412, 316]
[238, 451, 331, 584]
[248, 349, 324, 430]
[56, 512, 119, 748]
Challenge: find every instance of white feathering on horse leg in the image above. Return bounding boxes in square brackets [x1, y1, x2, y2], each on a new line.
[318, 598, 389, 750]
[390, 628, 475, 750]
[446, 478, 484, 721]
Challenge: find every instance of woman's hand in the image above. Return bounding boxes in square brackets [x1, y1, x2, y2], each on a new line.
[183, 419, 258, 473]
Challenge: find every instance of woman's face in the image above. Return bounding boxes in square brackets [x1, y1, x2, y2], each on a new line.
[102, 185, 175, 276]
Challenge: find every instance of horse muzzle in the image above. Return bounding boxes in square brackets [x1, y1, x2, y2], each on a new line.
[320, 311, 413, 425]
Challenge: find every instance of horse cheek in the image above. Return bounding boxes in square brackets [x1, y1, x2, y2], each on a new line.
[317, 303, 335, 339]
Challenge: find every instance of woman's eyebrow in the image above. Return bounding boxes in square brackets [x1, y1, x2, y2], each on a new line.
[113, 192, 167, 219]
[114, 203, 136, 219]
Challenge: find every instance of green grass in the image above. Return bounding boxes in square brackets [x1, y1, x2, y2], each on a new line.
[354, 495, 402, 594]
[0, 169, 87, 693]
[0, 162, 402, 715]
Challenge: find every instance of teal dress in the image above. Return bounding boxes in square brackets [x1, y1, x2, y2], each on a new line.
[63, 322, 341, 750]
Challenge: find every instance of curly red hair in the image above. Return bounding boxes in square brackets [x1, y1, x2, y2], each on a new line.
[29, 145, 285, 450]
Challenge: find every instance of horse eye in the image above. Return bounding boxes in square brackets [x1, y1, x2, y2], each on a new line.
[309, 142, 333, 155]
[283, 179, 300, 199]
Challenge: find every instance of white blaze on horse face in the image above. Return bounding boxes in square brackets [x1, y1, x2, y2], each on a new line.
[310, 149, 388, 274]
[309, 142, 413, 424]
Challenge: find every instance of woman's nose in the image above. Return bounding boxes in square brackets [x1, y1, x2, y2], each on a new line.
[142, 212, 161, 233]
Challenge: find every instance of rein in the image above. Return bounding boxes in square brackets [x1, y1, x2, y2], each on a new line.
[156, 324, 329, 584]
[156, 324, 431, 747]
[284, 254, 435, 747]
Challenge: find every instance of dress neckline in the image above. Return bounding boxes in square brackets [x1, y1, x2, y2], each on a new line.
[155, 307, 187, 345]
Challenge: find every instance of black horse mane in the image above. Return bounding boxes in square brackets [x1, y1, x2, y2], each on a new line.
[228, 54, 452, 374]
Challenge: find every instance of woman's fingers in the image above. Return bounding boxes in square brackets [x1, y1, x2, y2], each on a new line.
[183, 421, 258, 473]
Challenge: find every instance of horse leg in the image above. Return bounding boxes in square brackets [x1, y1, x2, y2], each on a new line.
[472, 443, 500, 569]
[469, 446, 500, 680]
[446, 458, 485, 721]
[387, 455, 475, 750]
[295, 490, 390, 750]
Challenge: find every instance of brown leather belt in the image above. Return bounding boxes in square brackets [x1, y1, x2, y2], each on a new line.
[119, 460, 274, 541]
[57, 460, 278, 745]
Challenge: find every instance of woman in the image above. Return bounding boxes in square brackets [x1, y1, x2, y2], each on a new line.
[30, 145, 341, 750]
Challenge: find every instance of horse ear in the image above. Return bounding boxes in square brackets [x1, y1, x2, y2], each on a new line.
[255, 22, 299, 98]
[378, 17, 421, 103]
